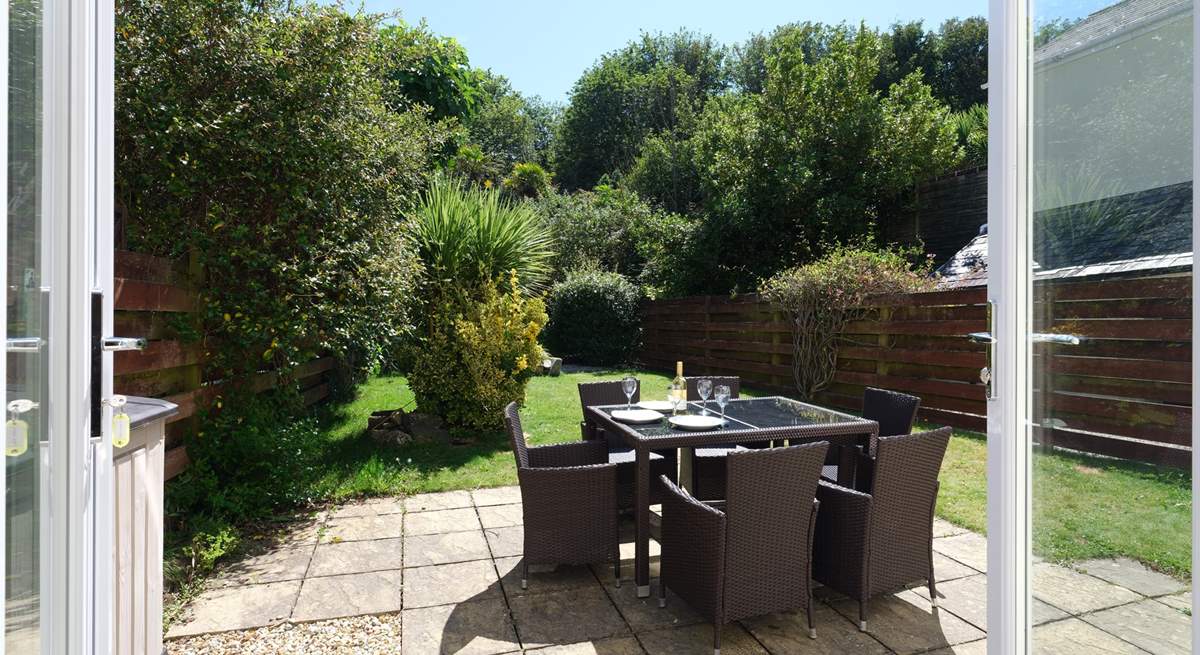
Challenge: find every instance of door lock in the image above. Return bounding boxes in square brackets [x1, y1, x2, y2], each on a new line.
[101, 337, 146, 352]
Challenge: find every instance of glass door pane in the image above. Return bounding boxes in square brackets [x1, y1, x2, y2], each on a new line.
[1030, 0, 1192, 651]
[7, 0, 47, 651]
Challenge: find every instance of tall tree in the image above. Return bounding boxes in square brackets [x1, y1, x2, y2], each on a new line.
[553, 30, 729, 189]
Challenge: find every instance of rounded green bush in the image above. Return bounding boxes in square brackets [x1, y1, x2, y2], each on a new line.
[543, 269, 642, 365]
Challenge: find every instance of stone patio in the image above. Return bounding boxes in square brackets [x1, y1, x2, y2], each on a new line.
[166, 486, 1191, 654]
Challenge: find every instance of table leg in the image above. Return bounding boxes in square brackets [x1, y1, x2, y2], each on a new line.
[836, 442, 856, 488]
[635, 447, 651, 598]
[678, 447, 695, 493]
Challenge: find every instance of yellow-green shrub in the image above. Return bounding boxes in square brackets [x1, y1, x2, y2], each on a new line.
[408, 274, 547, 433]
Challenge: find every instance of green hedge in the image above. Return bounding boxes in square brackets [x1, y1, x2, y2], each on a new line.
[543, 269, 643, 365]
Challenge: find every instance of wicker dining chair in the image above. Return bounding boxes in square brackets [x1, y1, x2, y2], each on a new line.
[686, 376, 749, 501]
[812, 426, 952, 632]
[658, 441, 829, 654]
[578, 380, 677, 508]
[824, 387, 922, 485]
[504, 402, 621, 588]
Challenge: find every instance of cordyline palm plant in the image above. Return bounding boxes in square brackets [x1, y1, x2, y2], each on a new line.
[407, 174, 554, 296]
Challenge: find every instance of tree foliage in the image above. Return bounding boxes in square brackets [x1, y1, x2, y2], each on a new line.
[376, 20, 485, 121]
[554, 30, 729, 189]
[876, 18, 988, 112]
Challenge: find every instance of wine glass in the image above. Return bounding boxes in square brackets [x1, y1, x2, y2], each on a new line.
[622, 376, 637, 411]
[714, 385, 731, 425]
[696, 378, 713, 415]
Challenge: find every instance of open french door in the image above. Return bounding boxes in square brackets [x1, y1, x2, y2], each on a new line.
[988, 0, 1196, 653]
[4, 0, 117, 653]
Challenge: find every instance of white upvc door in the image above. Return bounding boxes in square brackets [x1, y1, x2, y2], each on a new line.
[4, 0, 116, 653]
[988, 0, 1196, 653]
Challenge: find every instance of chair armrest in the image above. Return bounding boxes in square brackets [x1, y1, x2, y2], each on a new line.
[528, 440, 609, 468]
[813, 480, 872, 598]
[658, 474, 726, 622]
[580, 420, 591, 441]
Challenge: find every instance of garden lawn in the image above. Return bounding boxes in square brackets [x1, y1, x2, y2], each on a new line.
[310, 370, 1191, 578]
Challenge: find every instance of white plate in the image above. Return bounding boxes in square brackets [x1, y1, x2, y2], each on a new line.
[668, 415, 724, 431]
[637, 400, 675, 412]
[611, 409, 665, 424]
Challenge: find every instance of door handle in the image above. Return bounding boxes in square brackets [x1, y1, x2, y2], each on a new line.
[6, 337, 45, 352]
[101, 337, 146, 352]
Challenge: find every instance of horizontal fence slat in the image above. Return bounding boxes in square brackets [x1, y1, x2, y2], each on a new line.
[114, 341, 201, 376]
[114, 278, 193, 313]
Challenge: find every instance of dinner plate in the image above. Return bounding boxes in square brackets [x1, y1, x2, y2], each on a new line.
[611, 409, 665, 424]
[668, 415, 723, 431]
[637, 400, 675, 412]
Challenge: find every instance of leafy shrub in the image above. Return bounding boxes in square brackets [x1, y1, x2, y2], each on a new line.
[503, 162, 553, 199]
[407, 174, 554, 293]
[408, 275, 547, 432]
[761, 247, 934, 399]
[950, 104, 987, 167]
[543, 269, 643, 365]
[376, 20, 485, 121]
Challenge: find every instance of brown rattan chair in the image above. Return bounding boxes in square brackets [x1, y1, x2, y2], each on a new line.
[504, 402, 621, 588]
[658, 442, 829, 654]
[686, 376, 749, 501]
[577, 380, 676, 508]
[812, 426, 952, 632]
[824, 387, 922, 484]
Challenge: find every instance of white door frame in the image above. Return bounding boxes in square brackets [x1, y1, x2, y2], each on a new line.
[988, 1, 1199, 653]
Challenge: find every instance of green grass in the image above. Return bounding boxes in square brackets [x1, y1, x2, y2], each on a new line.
[308, 370, 1191, 578]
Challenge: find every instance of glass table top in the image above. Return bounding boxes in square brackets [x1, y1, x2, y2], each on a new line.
[595, 396, 872, 438]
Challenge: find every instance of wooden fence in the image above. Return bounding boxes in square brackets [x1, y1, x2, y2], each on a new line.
[639, 274, 1191, 468]
[113, 250, 335, 479]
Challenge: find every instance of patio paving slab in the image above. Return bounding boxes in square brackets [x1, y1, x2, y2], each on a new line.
[933, 533, 988, 573]
[208, 544, 313, 588]
[328, 495, 405, 519]
[742, 604, 891, 654]
[257, 517, 323, 547]
[1031, 618, 1145, 654]
[1157, 592, 1191, 612]
[290, 569, 405, 622]
[405, 489, 474, 513]
[829, 589, 985, 655]
[933, 518, 969, 539]
[926, 639, 988, 655]
[402, 598, 520, 655]
[1076, 558, 1188, 598]
[478, 502, 524, 529]
[403, 559, 504, 609]
[1084, 598, 1191, 655]
[405, 529, 493, 567]
[922, 574, 1068, 630]
[933, 552, 979, 583]
[508, 586, 631, 648]
[485, 525, 525, 558]
[404, 507, 482, 536]
[527, 636, 645, 654]
[496, 556, 601, 598]
[1031, 562, 1141, 615]
[473, 486, 523, 507]
[320, 512, 404, 543]
[636, 623, 767, 654]
[307, 536, 404, 577]
[606, 582, 704, 632]
[166, 580, 301, 638]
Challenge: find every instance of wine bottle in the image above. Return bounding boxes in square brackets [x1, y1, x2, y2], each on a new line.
[670, 361, 686, 415]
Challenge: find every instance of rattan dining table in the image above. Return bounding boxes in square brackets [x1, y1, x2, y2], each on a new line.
[586, 396, 880, 597]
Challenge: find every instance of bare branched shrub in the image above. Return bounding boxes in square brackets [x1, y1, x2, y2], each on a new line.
[760, 247, 935, 399]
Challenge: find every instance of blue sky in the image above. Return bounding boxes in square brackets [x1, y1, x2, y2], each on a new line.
[342, 0, 989, 101]
[339, 1, 1114, 101]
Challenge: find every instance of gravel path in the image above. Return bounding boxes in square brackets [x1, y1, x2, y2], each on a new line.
[166, 613, 403, 654]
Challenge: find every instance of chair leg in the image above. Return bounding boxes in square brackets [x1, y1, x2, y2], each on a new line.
[807, 601, 816, 639]
[713, 622, 722, 655]
[859, 600, 868, 632]
[657, 574, 667, 608]
[929, 578, 939, 608]
[521, 559, 529, 590]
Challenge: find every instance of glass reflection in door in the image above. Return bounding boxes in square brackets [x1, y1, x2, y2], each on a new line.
[7, 0, 47, 651]
[1030, 0, 1192, 651]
